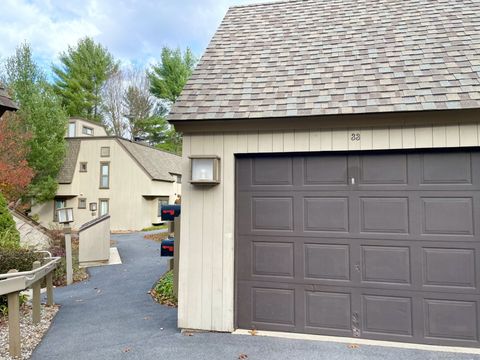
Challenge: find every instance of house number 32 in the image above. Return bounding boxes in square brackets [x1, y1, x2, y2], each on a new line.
[351, 133, 361, 141]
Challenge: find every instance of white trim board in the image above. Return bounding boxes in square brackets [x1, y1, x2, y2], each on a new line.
[232, 329, 480, 355]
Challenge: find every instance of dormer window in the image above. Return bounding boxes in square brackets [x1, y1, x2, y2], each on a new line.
[82, 126, 94, 136]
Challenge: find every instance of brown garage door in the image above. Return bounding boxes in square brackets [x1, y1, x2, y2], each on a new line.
[236, 150, 480, 347]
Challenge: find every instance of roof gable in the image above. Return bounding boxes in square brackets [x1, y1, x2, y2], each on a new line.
[58, 137, 182, 184]
[170, 0, 480, 121]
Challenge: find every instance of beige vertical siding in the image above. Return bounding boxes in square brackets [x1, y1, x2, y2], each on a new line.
[33, 138, 180, 231]
[178, 122, 480, 332]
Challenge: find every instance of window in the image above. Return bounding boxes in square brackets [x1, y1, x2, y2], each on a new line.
[78, 198, 87, 209]
[82, 126, 94, 136]
[54, 198, 66, 221]
[79, 162, 88, 172]
[99, 199, 109, 216]
[157, 197, 169, 217]
[176, 175, 182, 184]
[100, 146, 110, 157]
[68, 123, 76, 137]
[99, 162, 110, 188]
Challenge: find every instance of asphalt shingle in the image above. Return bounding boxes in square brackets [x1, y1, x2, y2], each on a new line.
[169, 0, 480, 121]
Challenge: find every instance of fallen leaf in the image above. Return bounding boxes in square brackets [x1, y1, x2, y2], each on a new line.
[348, 344, 359, 349]
[144, 316, 151, 320]
[248, 329, 257, 336]
[123, 347, 131, 353]
[238, 354, 248, 359]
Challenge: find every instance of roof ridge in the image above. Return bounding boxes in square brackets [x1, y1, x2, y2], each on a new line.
[116, 137, 182, 158]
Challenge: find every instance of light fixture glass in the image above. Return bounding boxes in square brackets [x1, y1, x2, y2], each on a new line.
[89, 202, 97, 212]
[57, 207, 74, 224]
[190, 156, 220, 185]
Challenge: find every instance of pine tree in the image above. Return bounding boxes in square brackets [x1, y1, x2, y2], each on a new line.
[53, 37, 119, 123]
[148, 47, 196, 155]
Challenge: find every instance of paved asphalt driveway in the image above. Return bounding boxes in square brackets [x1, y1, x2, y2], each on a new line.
[32, 232, 480, 360]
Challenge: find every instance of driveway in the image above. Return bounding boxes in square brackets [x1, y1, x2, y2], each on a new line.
[32, 232, 480, 360]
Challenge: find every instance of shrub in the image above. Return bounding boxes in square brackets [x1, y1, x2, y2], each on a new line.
[0, 192, 20, 249]
[0, 248, 42, 311]
[0, 247, 42, 274]
[152, 270, 177, 307]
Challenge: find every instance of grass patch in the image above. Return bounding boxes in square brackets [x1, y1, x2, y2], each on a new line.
[142, 224, 168, 232]
[151, 270, 177, 307]
[144, 231, 169, 242]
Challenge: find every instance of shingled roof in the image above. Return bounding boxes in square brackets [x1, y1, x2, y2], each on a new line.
[0, 84, 18, 113]
[58, 139, 81, 184]
[117, 138, 182, 182]
[169, 0, 480, 121]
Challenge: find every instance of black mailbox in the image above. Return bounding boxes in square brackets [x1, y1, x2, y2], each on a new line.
[161, 204, 181, 221]
[161, 237, 174, 257]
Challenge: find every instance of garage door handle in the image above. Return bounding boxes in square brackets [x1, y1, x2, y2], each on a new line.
[354, 264, 361, 272]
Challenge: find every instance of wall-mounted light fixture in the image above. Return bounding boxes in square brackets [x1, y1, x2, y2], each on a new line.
[189, 156, 220, 185]
[89, 202, 97, 212]
[89, 202, 97, 217]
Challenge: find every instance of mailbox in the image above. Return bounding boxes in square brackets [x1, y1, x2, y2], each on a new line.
[161, 204, 181, 221]
[161, 237, 174, 257]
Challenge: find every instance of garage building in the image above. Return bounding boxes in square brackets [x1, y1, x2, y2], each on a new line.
[169, 0, 480, 348]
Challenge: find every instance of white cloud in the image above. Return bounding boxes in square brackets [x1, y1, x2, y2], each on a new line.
[0, 0, 278, 72]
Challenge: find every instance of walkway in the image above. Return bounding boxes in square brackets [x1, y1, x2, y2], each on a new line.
[32, 232, 480, 360]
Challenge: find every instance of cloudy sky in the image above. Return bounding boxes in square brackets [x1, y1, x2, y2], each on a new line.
[0, 0, 274, 73]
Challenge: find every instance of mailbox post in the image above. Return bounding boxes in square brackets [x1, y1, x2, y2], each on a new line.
[56, 207, 74, 285]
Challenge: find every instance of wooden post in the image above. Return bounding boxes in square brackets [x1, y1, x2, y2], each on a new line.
[168, 221, 175, 236]
[173, 215, 181, 298]
[7, 269, 21, 358]
[46, 272, 54, 306]
[32, 261, 41, 324]
[65, 226, 73, 285]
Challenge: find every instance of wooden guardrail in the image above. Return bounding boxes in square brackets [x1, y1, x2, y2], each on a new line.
[0, 253, 61, 358]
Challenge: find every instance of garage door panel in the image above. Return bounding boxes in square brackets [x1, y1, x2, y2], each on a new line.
[253, 242, 294, 278]
[303, 155, 349, 185]
[422, 248, 476, 289]
[424, 299, 478, 342]
[361, 246, 411, 285]
[304, 197, 349, 232]
[362, 295, 413, 337]
[252, 156, 294, 186]
[305, 244, 350, 281]
[252, 197, 294, 231]
[421, 152, 472, 185]
[252, 287, 295, 326]
[305, 291, 352, 332]
[422, 197, 474, 235]
[360, 197, 409, 234]
[236, 151, 480, 347]
[358, 154, 408, 185]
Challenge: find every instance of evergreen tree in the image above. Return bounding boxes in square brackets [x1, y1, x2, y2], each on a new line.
[53, 37, 119, 123]
[148, 47, 196, 104]
[148, 47, 196, 154]
[4, 43, 68, 203]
